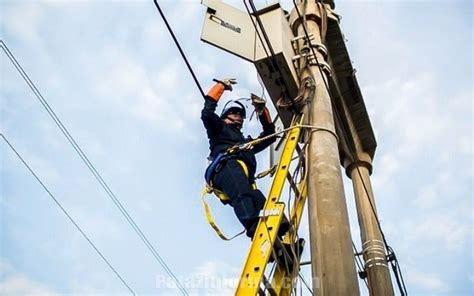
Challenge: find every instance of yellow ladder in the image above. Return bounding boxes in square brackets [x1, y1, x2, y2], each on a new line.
[235, 116, 308, 296]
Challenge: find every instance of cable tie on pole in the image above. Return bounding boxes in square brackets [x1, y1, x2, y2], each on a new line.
[299, 124, 339, 143]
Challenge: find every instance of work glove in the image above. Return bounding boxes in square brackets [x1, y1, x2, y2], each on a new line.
[213, 78, 237, 91]
[251, 93, 266, 115]
[206, 78, 237, 101]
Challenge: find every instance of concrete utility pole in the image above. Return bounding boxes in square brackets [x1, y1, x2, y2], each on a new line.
[289, 1, 360, 295]
[345, 153, 395, 295]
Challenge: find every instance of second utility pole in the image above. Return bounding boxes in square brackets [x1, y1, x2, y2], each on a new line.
[290, 1, 360, 295]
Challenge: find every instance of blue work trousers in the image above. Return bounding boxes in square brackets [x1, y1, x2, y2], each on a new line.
[213, 159, 266, 238]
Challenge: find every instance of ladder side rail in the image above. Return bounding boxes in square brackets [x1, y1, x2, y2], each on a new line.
[270, 182, 308, 295]
[235, 119, 303, 296]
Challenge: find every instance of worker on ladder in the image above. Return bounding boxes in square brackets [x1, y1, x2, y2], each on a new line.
[201, 78, 290, 239]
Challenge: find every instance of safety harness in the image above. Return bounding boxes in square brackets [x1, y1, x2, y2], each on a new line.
[200, 126, 297, 241]
[201, 148, 258, 240]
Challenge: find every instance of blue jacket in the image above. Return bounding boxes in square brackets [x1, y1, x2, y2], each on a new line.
[201, 97, 276, 177]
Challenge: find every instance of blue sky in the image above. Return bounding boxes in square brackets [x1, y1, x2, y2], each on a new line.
[0, 0, 472, 295]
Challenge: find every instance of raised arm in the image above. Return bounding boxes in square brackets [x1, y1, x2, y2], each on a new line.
[201, 79, 236, 138]
[251, 95, 277, 153]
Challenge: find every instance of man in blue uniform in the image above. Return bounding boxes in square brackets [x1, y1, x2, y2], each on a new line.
[201, 78, 290, 239]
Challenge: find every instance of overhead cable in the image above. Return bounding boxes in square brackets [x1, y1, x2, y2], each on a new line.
[152, 0, 205, 99]
[243, 0, 297, 110]
[352, 242, 369, 289]
[0, 40, 189, 296]
[298, 272, 313, 295]
[0, 133, 136, 295]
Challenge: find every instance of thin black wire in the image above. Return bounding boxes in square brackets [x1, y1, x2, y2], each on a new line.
[153, 0, 205, 98]
[0, 40, 189, 296]
[352, 242, 369, 289]
[243, 1, 272, 64]
[0, 134, 136, 295]
[291, 2, 408, 294]
[243, 0, 297, 109]
[242, 9, 311, 285]
[388, 245, 408, 296]
[264, 259, 278, 295]
[243, 5, 306, 277]
[298, 272, 313, 294]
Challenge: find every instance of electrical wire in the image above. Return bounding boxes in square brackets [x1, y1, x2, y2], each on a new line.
[352, 241, 369, 289]
[243, 1, 272, 65]
[152, 0, 205, 98]
[0, 133, 136, 295]
[0, 40, 189, 296]
[257, 72, 267, 101]
[243, 0, 297, 110]
[291, 1, 408, 294]
[298, 272, 313, 295]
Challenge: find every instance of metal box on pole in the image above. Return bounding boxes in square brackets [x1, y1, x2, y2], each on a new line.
[201, 0, 299, 127]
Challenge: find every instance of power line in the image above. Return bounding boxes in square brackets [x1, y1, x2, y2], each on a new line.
[0, 133, 136, 295]
[0, 40, 189, 296]
[243, 0, 297, 109]
[152, 0, 205, 99]
[298, 272, 313, 295]
[352, 242, 369, 289]
[291, 1, 408, 294]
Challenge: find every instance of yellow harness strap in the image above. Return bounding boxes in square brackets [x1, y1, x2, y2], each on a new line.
[201, 159, 256, 240]
[201, 192, 245, 241]
[236, 160, 257, 190]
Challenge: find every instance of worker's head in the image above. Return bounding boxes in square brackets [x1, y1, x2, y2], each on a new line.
[220, 100, 246, 130]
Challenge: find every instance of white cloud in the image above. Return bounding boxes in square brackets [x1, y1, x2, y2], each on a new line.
[350, 42, 472, 291]
[10, 144, 61, 185]
[141, 20, 167, 48]
[154, 60, 181, 92]
[406, 268, 450, 294]
[187, 260, 239, 295]
[169, 2, 201, 30]
[381, 74, 446, 158]
[413, 170, 458, 210]
[154, 260, 240, 295]
[368, 72, 471, 189]
[0, 259, 57, 296]
[413, 213, 470, 252]
[2, 3, 44, 44]
[372, 153, 400, 190]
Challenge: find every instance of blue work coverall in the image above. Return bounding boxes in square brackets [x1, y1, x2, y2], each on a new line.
[201, 98, 276, 238]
